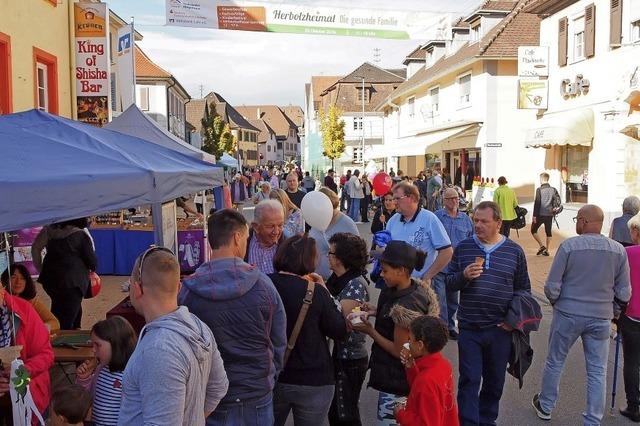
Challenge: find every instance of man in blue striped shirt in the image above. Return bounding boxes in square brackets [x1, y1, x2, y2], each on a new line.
[446, 201, 531, 426]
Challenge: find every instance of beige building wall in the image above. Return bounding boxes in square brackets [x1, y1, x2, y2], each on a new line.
[0, 0, 73, 117]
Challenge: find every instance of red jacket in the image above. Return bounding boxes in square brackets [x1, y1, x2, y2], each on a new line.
[4, 293, 54, 417]
[396, 352, 459, 426]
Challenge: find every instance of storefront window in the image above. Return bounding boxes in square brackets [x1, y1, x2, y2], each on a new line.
[563, 145, 590, 203]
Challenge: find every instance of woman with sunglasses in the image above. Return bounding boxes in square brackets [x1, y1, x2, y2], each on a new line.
[269, 235, 348, 426]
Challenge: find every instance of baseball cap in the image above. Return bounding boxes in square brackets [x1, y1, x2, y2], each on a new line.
[372, 240, 424, 271]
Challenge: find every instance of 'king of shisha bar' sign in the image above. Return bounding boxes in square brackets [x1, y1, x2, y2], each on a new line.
[74, 3, 110, 127]
[166, 0, 451, 40]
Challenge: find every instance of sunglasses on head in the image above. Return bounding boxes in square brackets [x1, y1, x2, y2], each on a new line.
[136, 245, 175, 286]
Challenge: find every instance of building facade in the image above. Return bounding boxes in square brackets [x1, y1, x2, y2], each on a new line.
[377, 0, 544, 198]
[186, 92, 260, 167]
[303, 75, 340, 174]
[319, 63, 405, 172]
[0, 0, 73, 117]
[237, 105, 300, 165]
[135, 46, 190, 141]
[524, 0, 640, 217]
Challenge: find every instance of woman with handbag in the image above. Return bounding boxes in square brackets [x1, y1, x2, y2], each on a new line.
[32, 218, 97, 329]
[325, 233, 370, 426]
[269, 235, 348, 426]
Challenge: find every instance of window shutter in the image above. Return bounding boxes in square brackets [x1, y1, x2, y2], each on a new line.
[585, 4, 596, 57]
[110, 72, 117, 111]
[610, 0, 623, 47]
[558, 17, 568, 66]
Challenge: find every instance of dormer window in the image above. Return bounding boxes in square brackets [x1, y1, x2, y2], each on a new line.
[357, 87, 370, 103]
[471, 22, 481, 42]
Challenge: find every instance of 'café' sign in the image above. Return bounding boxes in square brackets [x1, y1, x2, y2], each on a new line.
[561, 74, 590, 98]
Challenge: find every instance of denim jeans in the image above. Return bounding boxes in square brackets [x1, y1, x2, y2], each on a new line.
[620, 314, 640, 410]
[538, 309, 610, 426]
[206, 392, 273, 426]
[457, 326, 512, 426]
[446, 289, 459, 332]
[349, 198, 361, 222]
[431, 273, 448, 325]
[273, 383, 334, 426]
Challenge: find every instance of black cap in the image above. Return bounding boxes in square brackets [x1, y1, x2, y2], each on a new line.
[373, 240, 419, 271]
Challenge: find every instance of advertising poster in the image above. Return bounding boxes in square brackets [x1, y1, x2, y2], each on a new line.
[12, 227, 43, 276]
[166, 0, 451, 40]
[518, 79, 548, 110]
[75, 3, 110, 126]
[177, 230, 205, 273]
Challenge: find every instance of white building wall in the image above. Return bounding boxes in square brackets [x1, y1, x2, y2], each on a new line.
[136, 83, 168, 130]
[539, 0, 640, 217]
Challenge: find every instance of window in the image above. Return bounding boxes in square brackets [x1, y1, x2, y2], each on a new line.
[632, 19, 640, 43]
[268, 145, 271, 152]
[33, 47, 58, 114]
[571, 15, 586, 61]
[352, 147, 363, 163]
[458, 74, 471, 105]
[429, 87, 439, 113]
[356, 87, 369, 103]
[407, 97, 415, 117]
[471, 22, 481, 42]
[138, 87, 150, 111]
[0, 32, 12, 115]
[353, 116, 363, 130]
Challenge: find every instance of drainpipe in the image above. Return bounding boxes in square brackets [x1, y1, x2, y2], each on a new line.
[166, 78, 176, 134]
[68, 0, 77, 119]
[183, 98, 191, 143]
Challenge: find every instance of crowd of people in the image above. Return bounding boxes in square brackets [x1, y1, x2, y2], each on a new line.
[0, 165, 639, 426]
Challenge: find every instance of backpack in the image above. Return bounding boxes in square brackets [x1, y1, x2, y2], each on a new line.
[551, 189, 563, 215]
[511, 206, 528, 230]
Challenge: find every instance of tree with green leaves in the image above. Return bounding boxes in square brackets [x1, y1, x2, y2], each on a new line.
[201, 101, 236, 161]
[319, 104, 346, 170]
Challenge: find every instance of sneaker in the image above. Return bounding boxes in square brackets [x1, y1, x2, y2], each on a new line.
[532, 394, 551, 420]
[542, 249, 550, 256]
[536, 246, 547, 256]
[620, 407, 640, 422]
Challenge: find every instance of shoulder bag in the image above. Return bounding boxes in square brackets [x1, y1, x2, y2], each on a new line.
[283, 279, 316, 366]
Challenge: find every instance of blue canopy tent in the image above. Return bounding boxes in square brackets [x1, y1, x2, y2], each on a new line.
[0, 109, 223, 233]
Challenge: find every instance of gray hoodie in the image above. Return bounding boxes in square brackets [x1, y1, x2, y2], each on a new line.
[118, 306, 228, 426]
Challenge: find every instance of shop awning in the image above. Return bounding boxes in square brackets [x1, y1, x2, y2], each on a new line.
[524, 108, 594, 148]
[364, 122, 480, 160]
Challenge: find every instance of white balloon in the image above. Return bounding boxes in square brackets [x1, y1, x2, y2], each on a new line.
[301, 191, 333, 232]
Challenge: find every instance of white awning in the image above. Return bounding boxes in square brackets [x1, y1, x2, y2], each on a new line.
[524, 108, 594, 148]
[364, 122, 480, 160]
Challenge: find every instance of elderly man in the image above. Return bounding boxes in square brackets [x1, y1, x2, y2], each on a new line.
[119, 248, 228, 425]
[253, 181, 271, 204]
[611, 195, 640, 246]
[532, 204, 631, 424]
[446, 201, 531, 425]
[434, 187, 474, 338]
[180, 210, 287, 425]
[386, 181, 452, 292]
[246, 200, 285, 274]
[285, 172, 306, 208]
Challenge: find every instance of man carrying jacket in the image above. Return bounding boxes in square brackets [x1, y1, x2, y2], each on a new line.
[531, 172, 560, 256]
[179, 209, 287, 426]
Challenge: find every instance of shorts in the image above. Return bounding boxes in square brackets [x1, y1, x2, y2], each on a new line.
[531, 215, 553, 237]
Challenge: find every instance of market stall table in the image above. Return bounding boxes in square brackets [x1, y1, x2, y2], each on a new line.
[51, 330, 93, 383]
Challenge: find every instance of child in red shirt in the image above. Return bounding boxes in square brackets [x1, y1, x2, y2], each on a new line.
[396, 316, 459, 426]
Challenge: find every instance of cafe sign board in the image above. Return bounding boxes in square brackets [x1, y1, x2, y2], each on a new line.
[518, 46, 549, 77]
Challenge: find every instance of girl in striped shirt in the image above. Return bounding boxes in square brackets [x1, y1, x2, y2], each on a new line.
[76, 316, 137, 426]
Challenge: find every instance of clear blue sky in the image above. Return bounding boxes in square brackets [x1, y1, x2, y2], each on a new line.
[107, 0, 484, 106]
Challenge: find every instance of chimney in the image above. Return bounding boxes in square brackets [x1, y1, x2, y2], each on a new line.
[257, 108, 261, 119]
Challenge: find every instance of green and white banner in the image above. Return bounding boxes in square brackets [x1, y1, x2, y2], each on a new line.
[165, 0, 451, 40]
